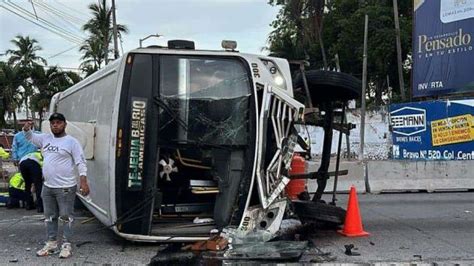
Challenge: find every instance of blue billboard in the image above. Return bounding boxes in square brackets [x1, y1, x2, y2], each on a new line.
[413, 0, 474, 97]
[390, 99, 474, 160]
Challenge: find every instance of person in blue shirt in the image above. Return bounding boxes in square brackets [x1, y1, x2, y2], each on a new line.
[11, 120, 39, 165]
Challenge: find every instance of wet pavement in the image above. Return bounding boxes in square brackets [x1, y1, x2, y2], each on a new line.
[0, 192, 473, 264]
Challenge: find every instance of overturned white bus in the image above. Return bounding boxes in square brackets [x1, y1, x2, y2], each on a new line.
[47, 40, 307, 242]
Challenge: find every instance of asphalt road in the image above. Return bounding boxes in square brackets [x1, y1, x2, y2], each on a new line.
[300, 191, 474, 264]
[0, 208, 159, 264]
[0, 192, 473, 264]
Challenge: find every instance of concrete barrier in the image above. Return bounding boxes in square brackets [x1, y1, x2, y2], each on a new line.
[367, 160, 474, 193]
[305, 159, 367, 193]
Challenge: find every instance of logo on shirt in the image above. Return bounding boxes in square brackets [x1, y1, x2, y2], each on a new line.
[44, 143, 59, 152]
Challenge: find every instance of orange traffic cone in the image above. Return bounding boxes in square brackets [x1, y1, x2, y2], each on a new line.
[338, 185, 369, 237]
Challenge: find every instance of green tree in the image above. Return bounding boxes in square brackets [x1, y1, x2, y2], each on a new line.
[267, 0, 412, 105]
[81, 0, 128, 75]
[7, 35, 46, 68]
[79, 37, 104, 76]
[30, 65, 81, 122]
[0, 62, 27, 129]
[267, 0, 326, 63]
[6, 35, 47, 118]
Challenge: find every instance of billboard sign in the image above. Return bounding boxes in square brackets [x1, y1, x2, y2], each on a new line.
[413, 0, 474, 97]
[390, 99, 474, 160]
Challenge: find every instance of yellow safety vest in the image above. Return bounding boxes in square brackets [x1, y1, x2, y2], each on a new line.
[9, 172, 25, 191]
[32, 151, 43, 167]
[22, 151, 43, 167]
[0, 147, 9, 160]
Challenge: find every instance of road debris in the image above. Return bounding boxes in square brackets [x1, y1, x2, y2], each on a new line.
[182, 235, 228, 251]
[344, 244, 360, 256]
[150, 244, 198, 265]
[222, 228, 274, 245]
[204, 240, 308, 261]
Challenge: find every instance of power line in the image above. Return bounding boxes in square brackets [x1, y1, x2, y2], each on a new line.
[1, 2, 83, 44]
[31, 0, 84, 36]
[4, 1, 84, 43]
[0, 3, 82, 45]
[33, 0, 86, 25]
[47, 44, 80, 59]
[52, 0, 89, 19]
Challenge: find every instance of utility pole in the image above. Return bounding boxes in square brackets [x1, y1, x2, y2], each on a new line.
[112, 0, 119, 59]
[359, 14, 368, 161]
[393, 0, 406, 101]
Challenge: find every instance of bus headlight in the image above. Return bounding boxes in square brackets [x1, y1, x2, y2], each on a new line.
[274, 75, 285, 86]
[260, 59, 287, 90]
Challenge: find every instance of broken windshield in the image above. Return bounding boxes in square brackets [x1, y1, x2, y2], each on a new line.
[158, 56, 252, 146]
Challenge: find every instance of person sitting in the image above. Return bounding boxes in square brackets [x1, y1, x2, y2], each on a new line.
[7, 172, 27, 209]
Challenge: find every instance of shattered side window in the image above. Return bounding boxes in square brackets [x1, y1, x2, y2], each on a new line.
[159, 56, 251, 146]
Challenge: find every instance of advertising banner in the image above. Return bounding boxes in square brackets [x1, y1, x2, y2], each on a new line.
[390, 99, 474, 160]
[413, 0, 474, 97]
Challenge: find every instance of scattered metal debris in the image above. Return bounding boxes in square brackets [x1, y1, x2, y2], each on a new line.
[344, 244, 360, 256]
[222, 228, 274, 245]
[205, 241, 308, 261]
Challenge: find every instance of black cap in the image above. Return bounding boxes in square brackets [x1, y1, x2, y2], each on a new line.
[49, 112, 66, 122]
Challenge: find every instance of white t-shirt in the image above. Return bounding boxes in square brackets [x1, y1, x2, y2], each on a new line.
[24, 130, 87, 188]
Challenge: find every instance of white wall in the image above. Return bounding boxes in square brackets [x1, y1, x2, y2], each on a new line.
[297, 107, 392, 160]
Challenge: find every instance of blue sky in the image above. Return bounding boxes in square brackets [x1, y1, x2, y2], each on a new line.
[0, 0, 279, 71]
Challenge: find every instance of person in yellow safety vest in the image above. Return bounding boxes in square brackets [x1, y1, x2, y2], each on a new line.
[19, 151, 44, 212]
[0, 145, 9, 160]
[0, 145, 9, 179]
[7, 172, 28, 209]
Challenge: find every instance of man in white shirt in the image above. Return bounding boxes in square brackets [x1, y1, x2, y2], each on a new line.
[23, 112, 90, 259]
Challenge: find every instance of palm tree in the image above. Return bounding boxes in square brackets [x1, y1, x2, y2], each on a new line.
[0, 62, 27, 129]
[6, 35, 47, 118]
[30, 65, 81, 121]
[7, 35, 46, 68]
[79, 37, 105, 74]
[81, 0, 128, 74]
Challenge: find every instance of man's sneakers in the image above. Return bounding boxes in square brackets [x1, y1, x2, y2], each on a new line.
[36, 241, 58, 256]
[59, 242, 72, 259]
[36, 241, 72, 258]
